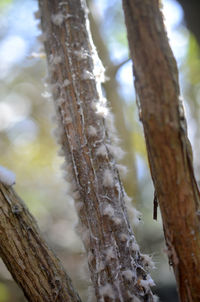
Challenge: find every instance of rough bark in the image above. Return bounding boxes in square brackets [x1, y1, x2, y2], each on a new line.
[0, 184, 82, 302]
[122, 1, 200, 301]
[38, 0, 156, 301]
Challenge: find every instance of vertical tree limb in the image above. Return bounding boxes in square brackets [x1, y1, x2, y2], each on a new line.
[0, 184, 82, 302]
[38, 0, 156, 301]
[122, 1, 200, 301]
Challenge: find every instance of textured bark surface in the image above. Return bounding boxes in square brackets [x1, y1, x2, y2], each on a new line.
[122, 0, 200, 301]
[38, 0, 156, 301]
[0, 184, 82, 302]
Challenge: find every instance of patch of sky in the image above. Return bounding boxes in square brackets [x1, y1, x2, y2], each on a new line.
[0, 0, 40, 79]
[116, 0, 186, 103]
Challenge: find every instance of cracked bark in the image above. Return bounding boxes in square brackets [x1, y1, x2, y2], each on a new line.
[0, 184, 82, 302]
[38, 0, 156, 301]
[122, 0, 200, 301]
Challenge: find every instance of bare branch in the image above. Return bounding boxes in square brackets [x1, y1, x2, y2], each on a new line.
[0, 184, 82, 302]
[122, 1, 200, 301]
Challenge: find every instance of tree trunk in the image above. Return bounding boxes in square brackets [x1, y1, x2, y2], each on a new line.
[38, 0, 156, 301]
[122, 1, 200, 301]
[0, 184, 82, 302]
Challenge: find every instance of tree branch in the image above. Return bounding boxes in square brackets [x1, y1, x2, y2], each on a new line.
[0, 184, 82, 302]
[122, 1, 200, 301]
[38, 0, 156, 301]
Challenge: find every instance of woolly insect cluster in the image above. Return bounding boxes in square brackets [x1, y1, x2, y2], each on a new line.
[36, 3, 157, 301]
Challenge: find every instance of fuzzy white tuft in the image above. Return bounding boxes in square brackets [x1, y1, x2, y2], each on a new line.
[63, 79, 71, 87]
[107, 144, 125, 161]
[56, 97, 65, 106]
[96, 144, 107, 157]
[116, 164, 128, 177]
[99, 284, 115, 299]
[50, 55, 62, 65]
[140, 275, 155, 290]
[103, 169, 114, 187]
[87, 125, 97, 137]
[124, 193, 142, 226]
[112, 216, 122, 225]
[103, 204, 114, 217]
[82, 70, 94, 80]
[140, 254, 155, 270]
[105, 247, 116, 261]
[119, 233, 129, 242]
[122, 269, 135, 281]
[51, 13, 65, 26]
[130, 241, 139, 252]
[74, 49, 89, 61]
[87, 251, 94, 264]
[153, 295, 159, 302]
[0, 166, 16, 186]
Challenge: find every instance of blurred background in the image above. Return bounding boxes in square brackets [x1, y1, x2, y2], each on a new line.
[0, 0, 200, 301]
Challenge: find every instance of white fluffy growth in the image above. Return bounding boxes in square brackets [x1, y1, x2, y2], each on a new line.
[112, 216, 122, 225]
[141, 254, 155, 270]
[0, 166, 16, 186]
[153, 295, 159, 302]
[131, 207, 142, 226]
[107, 144, 125, 161]
[105, 247, 116, 261]
[96, 144, 107, 157]
[122, 269, 135, 281]
[95, 99, 109, 117]
[103, 169, 114, 187]
[87, 125, 97, 137]
[74, 49, 89, 61]
[51, 13, 65, 26]
[82, 70, 94, 80]
[51, 55, 62, 65]
[130, 241, 139, 252]
[124, 194, 142, 226]
[116, 164, 128, 177]
[63, 79, 71, 87]
[119, 233, 129, 242]
[140, 275, 155, 290]
[99, 284, 115, 299]
[87, 251, 94, 264]
[56, 97, 65, 106]
[103, 204, 114, 217]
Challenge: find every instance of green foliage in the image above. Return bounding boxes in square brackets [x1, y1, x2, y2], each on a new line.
[0, 283, 9, 302]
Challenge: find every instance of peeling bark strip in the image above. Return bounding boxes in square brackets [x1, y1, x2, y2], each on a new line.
[38, 0, 156, 301]
[122, 1, 200, 301]
[0, 185, 82, 302]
